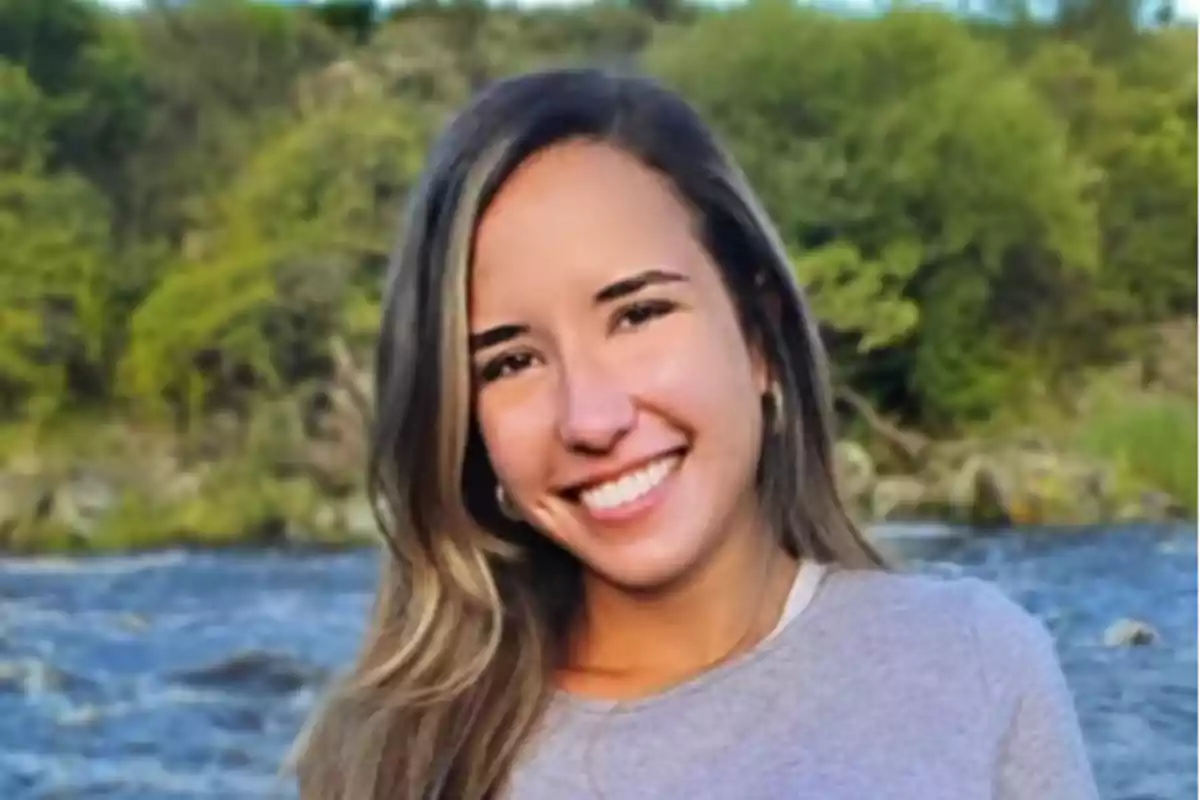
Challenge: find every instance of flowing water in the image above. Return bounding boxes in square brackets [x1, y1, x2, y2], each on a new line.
[0, 524, 1194, 799]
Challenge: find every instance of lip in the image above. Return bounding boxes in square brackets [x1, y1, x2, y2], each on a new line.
[558, 447, 688, 496]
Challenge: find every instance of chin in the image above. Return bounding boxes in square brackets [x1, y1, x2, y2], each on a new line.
[581, 534, 714, 594]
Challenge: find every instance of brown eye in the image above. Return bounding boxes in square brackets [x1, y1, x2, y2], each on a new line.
[613, 299, 677, 332]
[478, 351, 537, 384]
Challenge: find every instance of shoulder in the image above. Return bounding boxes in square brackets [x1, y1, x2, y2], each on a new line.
[818, 565, 1038, 632]
[812, 567, 1060, 707]
[792, 567, 1097, 796]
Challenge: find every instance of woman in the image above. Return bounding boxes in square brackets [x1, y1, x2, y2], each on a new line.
[292, 67, 1098, 800]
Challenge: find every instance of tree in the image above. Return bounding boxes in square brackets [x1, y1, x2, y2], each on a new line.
[0, 0, 147, 210]
[646, 4, 1098, 424]
[121, 83, 433, 414]
[1025, 38, 1197, 347]
[0, 169, 111, 414]
[0, 60, 51, 169]
[120, 0, 344, 241]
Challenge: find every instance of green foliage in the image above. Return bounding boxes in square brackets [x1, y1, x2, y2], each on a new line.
[121, 87, 432, 411]
[119, 242, 280, 412]
[1073, 386, 1198, 518]
[645, 5, 1100, 419]
[792, 241, 921, 352]
[0, 0, 147, 201]
[0, 61, 52, 168]
[0, 167, 111, 415]
[309, 1, 380, 44]
[0, 0, 1193, 541]
[1025, 37, 1197, 339]
[119, 0, 345, 239]
[0, 0, 102, 95]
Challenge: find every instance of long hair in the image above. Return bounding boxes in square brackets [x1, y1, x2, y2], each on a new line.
[290, 66, 885, 800]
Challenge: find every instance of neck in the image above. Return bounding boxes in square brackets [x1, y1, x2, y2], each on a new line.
[561, 508, 799, 699]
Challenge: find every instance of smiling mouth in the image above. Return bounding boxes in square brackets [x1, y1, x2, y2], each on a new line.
[573, 451, 684, 515]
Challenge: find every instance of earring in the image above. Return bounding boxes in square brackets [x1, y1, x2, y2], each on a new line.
[495, 484, 522, 521]
[764, 380, 785, 434]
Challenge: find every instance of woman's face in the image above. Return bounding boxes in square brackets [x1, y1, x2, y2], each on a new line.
[468, 140, 770, 591]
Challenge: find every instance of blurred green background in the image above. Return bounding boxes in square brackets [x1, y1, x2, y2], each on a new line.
[0, 0, 1194, 553]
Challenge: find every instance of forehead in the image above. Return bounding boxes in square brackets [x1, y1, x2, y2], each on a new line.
[469, 141, 706, 313]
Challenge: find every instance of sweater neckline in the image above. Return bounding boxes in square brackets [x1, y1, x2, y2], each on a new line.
[553, 559, 828, 715]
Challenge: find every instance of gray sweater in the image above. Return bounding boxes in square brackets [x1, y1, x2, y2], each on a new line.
[505, 566, 1099, 800]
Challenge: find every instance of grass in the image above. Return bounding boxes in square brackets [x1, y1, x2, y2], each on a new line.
[0, 407, 375, 555]
[1072, 391, 1197, 518]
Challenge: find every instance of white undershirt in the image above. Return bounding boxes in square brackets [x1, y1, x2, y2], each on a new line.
[763, 559, 826, 643]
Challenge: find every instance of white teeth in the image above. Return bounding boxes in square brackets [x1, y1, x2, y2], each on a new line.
[579, 455, 678, 513]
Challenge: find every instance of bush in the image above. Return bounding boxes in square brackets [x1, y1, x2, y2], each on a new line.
[1074, 391, 1197, 518]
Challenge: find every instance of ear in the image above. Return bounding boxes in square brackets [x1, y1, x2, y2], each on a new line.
[749, 283, 782, 395]
[750, 336, 771, 396]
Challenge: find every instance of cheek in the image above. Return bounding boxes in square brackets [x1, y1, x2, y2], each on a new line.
[633, 317, 763, 425]
[475, 392, 555, 490]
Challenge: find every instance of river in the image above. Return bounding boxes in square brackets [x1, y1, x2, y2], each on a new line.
[0, 523, 1194, 799]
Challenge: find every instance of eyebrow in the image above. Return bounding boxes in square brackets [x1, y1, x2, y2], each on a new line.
[469, 323, 528, 354]
[468, 269, 689, 355]
[594, 268, 688, 304]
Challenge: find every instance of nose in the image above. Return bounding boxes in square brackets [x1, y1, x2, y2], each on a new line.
[556, 357, 635, 455]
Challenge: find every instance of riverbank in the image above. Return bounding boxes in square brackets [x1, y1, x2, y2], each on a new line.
[0, 361, 1193, 555]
